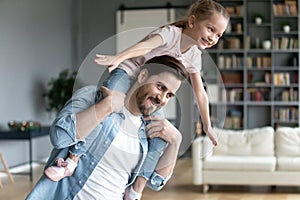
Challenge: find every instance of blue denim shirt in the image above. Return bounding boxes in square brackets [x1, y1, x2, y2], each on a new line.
[26, 86, 167, 200]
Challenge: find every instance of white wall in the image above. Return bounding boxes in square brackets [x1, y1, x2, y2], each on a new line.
[0, 0, 195, 167]
[0, 0, 73, 167]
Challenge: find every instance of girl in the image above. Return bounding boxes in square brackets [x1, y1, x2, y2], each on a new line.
[95, 0, 229, 146]
[45, 1, 229, 199]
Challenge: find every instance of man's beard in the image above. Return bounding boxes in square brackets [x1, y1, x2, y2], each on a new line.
[137, 94, 161, 116]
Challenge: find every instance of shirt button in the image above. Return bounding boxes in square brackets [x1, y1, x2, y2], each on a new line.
[105, 140, 109, 144]
[79, 180, 82, 184]
[91, 162, 95, 165]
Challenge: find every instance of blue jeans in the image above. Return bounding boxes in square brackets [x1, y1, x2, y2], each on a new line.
[70, 68, 167, 180]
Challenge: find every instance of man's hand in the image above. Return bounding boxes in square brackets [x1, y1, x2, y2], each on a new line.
[94, 54, 121, 72]
[144, 115, 181, 145]
[124, 187, 131, 200]
[100, 86, 125, 113]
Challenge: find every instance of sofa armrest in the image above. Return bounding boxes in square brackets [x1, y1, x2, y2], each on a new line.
[192, 137, 204, 185]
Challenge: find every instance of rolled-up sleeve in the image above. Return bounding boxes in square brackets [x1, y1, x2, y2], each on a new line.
[49, 86, 98, 149]
[146, 172, 172, 191]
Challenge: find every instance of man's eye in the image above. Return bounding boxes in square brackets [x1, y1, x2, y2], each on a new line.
[167, 93, 174, 98]
[157, 84, 166, 91]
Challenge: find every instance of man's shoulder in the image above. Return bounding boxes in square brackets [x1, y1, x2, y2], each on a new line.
[75, 85, 97, 92]
[73, 85, 98, 98]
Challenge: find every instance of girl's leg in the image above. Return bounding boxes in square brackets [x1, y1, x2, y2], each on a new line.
[139, 109, 168, 180]
[44, 141, 85, 182]
[95, 68, 132, 103]
[139, 137, 168, 180]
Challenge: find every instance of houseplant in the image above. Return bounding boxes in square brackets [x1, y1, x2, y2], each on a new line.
[43, 69, 78, 115]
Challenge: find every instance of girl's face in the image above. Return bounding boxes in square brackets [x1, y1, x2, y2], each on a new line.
[184, 12, 228, 49]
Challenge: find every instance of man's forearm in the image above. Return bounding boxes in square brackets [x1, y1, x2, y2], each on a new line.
[155, 138, 180, 177]
[132, 133, 181, 193]
[75, 97, 112, 139]
[132, 176, 147, 193]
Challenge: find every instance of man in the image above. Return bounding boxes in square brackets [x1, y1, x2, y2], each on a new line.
[26, 55, 188, 200]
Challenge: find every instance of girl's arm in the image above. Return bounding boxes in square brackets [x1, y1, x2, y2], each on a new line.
[190, 72, 211, 130]
[95, 35, 163, 72]
[190, 72, 218, 146]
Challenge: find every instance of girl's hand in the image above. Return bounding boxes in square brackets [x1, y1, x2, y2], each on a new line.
[94, 54, 121, 72]
[205, 126, 219, 146]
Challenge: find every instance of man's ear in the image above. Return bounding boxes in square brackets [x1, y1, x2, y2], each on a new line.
[188, 15, 196, 28]
[137, 69, 148, 83]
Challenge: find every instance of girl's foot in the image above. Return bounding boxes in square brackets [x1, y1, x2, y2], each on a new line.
[45, 158, 77, 182]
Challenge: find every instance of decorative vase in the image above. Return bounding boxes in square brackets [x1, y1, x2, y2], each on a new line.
[262, 40, 271, 50]
[283, 25, 290, 33]
[255, 17, 262, 25]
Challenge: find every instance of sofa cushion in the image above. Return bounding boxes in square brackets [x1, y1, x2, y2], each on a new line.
[213, 127, 274, 156]
[275, 127, 300, 156]
[203, 156, 276, 171]
[277, 157, 300, 171]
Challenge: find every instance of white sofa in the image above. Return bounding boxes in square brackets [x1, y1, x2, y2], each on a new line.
[192, 126, 300, 193]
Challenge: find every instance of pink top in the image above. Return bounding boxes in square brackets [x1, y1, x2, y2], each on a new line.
[119, 25, 202, 77]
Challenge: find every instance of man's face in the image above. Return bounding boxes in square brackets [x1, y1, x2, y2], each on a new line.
[135, 71, 181, 116]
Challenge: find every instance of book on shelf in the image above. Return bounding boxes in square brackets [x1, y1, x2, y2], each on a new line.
[290, 88, 299, 101]
[274, 107, 298, 121]
[246, 56, 253, 68]
[280, 37, 289, 50]
[245, 36, 251, 50]
[218, 56, 224, 69]
[264, 73, 271, 84]
[227, 88, 243, 102]
[273, 1, 298, 16]
[247, 88, 271, 101]
[273, 73, 291, 85]
[224, 5, 244, 17]
[274, 37, 298, 50]
[226, 37, 242, 49]
[218, 55, 243, 69]
[221, 73, 243, 84]
[224, 109, 243, 129]
[278, 88, 298, 101]
[247, 56, 271, 68]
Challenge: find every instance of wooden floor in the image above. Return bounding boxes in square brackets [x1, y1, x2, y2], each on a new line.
[0, 158, 300, 200]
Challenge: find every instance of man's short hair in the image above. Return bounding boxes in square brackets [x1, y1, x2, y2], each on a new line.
[142, 55, 188, 81]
